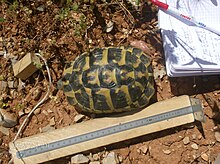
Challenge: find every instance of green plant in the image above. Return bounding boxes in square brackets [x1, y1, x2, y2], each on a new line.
[9, 0, 19, 11]
[0, 18, 6, 22]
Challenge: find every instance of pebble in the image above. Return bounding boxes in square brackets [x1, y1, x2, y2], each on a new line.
[7, 80, 18, 89]
[40, 124, 55, 133]
[42, 110, 49, 116]
[49, 117, 55, 126]
[138, 145, 148, 154]
[106, 21, 114, 33]
[33, 108, 41, 115]
[192, 134, 197, 140]
[74, 114, 85, 123]
[71, 154, 90, 164]
[197, 134, 202, 140]
[201, 153, 209, 162]
[191, 143, 199, 150]
[118, 155, 123, 162]
[102, 152, 118, 164]
[214, 131, 220, 142]
[18, 110, 25, 117]
[0, 81, 7, 92]
[163, 149, 171, 155]
[93, 153, 100, 161]
[0, 126, 9, 135]
[36, 5, 45, 12]
[0, 109, 17, 128]
[183, 136, 190, 145]
[32, 88, 42, 101]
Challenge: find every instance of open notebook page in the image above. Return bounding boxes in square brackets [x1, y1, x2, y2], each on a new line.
[158, 0, 220, 76]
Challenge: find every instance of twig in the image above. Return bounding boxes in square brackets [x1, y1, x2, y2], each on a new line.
[12, 53, 52, 142]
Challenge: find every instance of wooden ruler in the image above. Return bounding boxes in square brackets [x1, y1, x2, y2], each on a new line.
[9, 95, 204, 164]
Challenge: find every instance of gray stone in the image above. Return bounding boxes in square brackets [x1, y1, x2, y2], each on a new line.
[71, 154, 90, 164]
[102, 152, 118, 164]
[0, 109, 17, 128]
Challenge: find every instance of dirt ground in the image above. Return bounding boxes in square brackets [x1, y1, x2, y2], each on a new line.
[0, 0, 220, 163]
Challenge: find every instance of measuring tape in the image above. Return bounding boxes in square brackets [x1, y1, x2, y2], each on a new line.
[17, 104, 202, 159]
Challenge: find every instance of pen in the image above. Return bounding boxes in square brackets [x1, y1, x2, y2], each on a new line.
[151, 0, 220, 35]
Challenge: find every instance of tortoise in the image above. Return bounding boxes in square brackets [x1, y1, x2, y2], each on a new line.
[57, 46, 155, 114]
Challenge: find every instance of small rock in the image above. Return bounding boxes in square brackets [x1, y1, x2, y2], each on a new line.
[191, 143, 199, 150]
[163, 149, 171, 155]
[7, 80, 18, 89]
[0, 81, 7, 92]
[215, 131, 220, 142]
[153, 67, 167, 80]
[42, 110, 49, 116]
[36, 5, 45, 12]
[0, 126, 9, 135]
[201, 153, 209, 162]
[183, 136, 190, 145]
[93, 153, 100, 161]
[74, 114, 85, 123]
[32, 88, 42, 101]
[24, 108, 32, 114]
[102, 152, 118, 164]
[87, 153, 94, 162]
[0, 109, 17, 128]
[192, 134, 197, 140]
[71, 154, 90, 164]
[106, 21, 114, 33]
[18, 110, 25, 117]
[47, 109, 53, 113]
[49, 117, 55, 126]
[197, 134, 202, 140]
[17, 79, 25, 91]
[118, 155, 123, 162]
[192, 154, 197, 159]
[139, 145, 148, 154]
[0, 138, 2, 145]
[40, 124, 55, 133]
[33, 108, 41, 115]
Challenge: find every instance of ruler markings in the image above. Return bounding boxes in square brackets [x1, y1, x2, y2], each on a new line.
[16, 105, 197, 159]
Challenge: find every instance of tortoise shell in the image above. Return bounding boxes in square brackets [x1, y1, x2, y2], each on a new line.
[58, 46, 155, 114]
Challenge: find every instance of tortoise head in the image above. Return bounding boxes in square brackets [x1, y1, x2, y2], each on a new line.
[57, 62, 73, 90]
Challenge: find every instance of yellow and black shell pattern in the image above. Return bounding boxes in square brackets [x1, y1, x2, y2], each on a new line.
[58, 46, 155, 114]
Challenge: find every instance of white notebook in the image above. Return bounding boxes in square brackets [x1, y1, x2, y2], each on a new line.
[158, 0, 220, 77]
